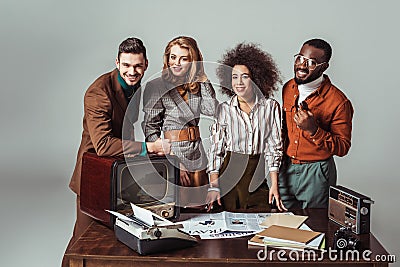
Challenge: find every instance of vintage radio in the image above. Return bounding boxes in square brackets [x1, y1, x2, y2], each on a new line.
[328, 185, 374, 234]
[80, 152, 180, 228]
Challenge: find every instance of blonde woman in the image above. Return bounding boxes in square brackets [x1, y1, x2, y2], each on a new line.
[143, 36, 218, 206]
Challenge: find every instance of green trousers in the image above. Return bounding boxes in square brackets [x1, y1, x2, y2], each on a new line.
[278, 156, 337, 209]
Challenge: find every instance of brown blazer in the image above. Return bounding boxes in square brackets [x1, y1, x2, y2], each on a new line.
[69, 69, 142, 195]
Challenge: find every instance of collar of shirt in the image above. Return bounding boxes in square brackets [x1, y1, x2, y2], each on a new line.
[293, 74, 332, 101]
[298, 75, 324, 103]
[231, 93, 265, 108]
[117, 70, 141, 99]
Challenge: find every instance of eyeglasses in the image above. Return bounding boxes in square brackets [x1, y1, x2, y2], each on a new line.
[294, 54, 326, 70]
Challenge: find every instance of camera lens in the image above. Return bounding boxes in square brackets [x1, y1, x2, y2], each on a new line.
[348, 238, 361, 250]
[336, 238, 348, 249]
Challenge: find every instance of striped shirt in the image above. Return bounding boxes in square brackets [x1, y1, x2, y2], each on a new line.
[207, 94, 283, 174]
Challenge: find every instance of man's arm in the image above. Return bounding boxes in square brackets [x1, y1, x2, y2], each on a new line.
[85, 86, 170, 156]
[295, 99, 354, 157]
[84, 86, 141, 156]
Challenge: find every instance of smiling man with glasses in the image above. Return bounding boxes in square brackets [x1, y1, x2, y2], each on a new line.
[279, 38, 354, 209]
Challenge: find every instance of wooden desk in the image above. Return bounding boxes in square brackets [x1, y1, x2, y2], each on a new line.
[64, 209, 393, 267]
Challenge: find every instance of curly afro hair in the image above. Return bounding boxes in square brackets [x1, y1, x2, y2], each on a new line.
[216, 43, 282, 98]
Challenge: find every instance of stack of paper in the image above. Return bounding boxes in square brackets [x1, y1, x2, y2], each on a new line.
[248, 225, 325, 250]
[259, 213, 308, 229]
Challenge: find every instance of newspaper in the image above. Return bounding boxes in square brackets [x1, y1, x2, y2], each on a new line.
[179, 211, 292, 239]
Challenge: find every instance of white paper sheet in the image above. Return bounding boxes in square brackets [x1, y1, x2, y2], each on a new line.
[106, 210, 136, 223]
[178, 212, 293, 239]
[130, 203, 154, 226]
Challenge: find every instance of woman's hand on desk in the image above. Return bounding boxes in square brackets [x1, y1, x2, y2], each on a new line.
[205, 190, 221, 212]
[269, 171, 287, 211]
[269, 183, 287, 212]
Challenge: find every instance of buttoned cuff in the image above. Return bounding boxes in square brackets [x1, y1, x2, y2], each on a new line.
[269, 166, 279, 173]
[139, 142, 147, 156]
[309, 127, 324, 144]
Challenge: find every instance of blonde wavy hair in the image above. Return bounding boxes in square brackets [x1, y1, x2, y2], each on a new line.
[162, 36, 207, 94]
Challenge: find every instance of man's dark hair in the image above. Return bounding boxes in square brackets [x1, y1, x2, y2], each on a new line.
[216, 43, 281, 98]
[118, 37, 147, 60]
[303, 38, 332, 62]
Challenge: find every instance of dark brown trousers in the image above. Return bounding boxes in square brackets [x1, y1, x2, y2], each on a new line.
[219, 152, 270, 211]
[179, 169, 208, 208]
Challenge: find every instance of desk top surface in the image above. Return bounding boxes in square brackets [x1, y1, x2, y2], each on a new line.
[65, 209, 392, 264]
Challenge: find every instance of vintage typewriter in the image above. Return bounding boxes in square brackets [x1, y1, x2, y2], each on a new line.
[109, 205, 197, 255]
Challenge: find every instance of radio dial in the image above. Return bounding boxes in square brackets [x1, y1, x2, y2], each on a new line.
[360, 207, 369, 215]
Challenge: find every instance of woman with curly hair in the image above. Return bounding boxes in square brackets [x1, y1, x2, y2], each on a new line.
[206, 43, 287, 211]
[143, 36, 218, 207]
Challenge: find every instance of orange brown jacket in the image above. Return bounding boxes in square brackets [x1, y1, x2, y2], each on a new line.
[282, 75, 354, 163]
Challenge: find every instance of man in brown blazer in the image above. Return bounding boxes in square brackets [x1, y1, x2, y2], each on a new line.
[63, 37, 170, 266]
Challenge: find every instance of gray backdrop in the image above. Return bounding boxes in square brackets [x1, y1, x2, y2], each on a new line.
[1, 0, 399, 266]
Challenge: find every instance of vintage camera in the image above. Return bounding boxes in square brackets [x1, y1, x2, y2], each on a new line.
[333, 227, 361, 251]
